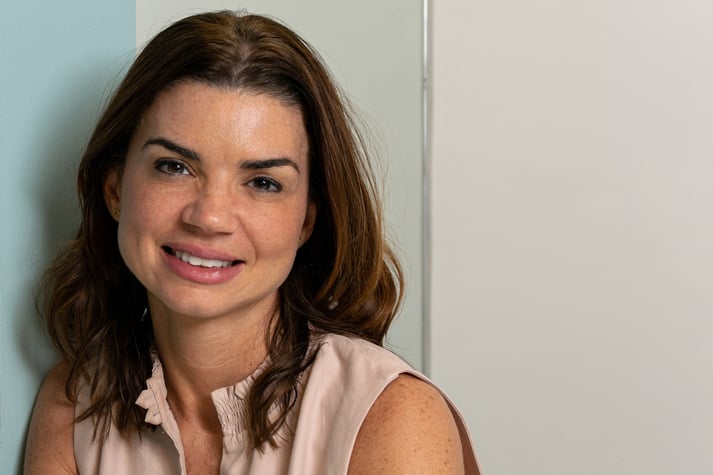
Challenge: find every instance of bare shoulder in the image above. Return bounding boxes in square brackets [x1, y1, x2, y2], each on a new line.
[24, 362, 78, 475]
[348, 374, 466, 475]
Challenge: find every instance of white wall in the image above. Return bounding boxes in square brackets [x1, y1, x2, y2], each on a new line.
[430, 1, 713, 473]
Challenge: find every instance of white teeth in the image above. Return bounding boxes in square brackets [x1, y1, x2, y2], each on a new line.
[174, 251, 232, 268]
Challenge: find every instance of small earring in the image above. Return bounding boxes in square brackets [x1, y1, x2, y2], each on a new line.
[113, 208, 120, 218]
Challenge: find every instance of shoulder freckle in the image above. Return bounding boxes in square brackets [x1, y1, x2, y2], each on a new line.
[349, 374, 465, 474]
[25, 362, 78, 474]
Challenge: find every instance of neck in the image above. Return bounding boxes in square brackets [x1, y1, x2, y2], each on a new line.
[148, 299, 276, 432]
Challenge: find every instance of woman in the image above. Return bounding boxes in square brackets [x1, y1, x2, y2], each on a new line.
[25, 11, 480, 474]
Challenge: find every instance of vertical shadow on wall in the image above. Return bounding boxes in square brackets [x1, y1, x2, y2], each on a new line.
[12, 63, 122, 474]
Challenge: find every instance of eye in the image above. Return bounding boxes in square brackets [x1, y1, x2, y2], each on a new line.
[155, 159, 191, 176]
[248, 176, 282, 193]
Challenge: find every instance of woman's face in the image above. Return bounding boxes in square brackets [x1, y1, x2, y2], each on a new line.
[104, 81, 316, 322]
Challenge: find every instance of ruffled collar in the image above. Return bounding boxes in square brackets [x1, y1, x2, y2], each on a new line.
[134, 349, 167, 425]
[135, 348, 269, 435]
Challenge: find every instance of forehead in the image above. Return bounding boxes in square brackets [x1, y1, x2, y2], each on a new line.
[134, 82, 309, 162]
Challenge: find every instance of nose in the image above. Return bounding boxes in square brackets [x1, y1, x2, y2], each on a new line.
[181, 185, 240, 235]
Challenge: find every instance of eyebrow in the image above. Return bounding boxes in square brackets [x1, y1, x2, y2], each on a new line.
[240, 158, 301, 173]
[143, 136, 301, 173]
[144, 137, 200, 160]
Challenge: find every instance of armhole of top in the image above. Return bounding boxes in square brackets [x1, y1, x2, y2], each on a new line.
[446, 402, 482, 475]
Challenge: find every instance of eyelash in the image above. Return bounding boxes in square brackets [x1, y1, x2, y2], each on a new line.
[249, 176, 282, 193]
[154, 160, 283, 193]
[155, 159, 191, 176]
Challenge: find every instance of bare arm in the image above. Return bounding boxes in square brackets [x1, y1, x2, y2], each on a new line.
[348, 374, 467, 475]
[24, 362, 78, 475]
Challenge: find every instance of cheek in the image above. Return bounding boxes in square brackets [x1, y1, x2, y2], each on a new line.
[252, 206, 308, 250]
[281, 203, 312, 237]
[121, 177, 174, 224]
[116, 186, 164, 252]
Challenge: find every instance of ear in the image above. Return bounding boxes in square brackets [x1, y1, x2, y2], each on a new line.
[103, 167, 122, 222]
[299, 200, 317, 245]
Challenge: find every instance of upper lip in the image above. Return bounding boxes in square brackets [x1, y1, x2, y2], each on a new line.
[162, 243, 242, 263]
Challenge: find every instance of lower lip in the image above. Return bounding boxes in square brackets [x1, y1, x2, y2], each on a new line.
[163, 250, 244, 285]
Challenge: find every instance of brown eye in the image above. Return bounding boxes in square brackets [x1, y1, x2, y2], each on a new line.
[155, 159, 191, 176]
[249, 177, 282, 192]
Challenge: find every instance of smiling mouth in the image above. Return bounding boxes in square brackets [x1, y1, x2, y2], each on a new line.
[163, 246, 241, 269]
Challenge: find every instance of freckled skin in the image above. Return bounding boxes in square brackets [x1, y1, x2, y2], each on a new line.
[104, 82, 316, 326]
[24, 364, 77, 475]
[348, 375, 468, 474]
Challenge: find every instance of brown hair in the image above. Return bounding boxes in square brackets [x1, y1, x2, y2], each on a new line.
[40, 11, 403, 449]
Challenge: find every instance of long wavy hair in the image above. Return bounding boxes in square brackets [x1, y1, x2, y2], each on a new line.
[39, 11, 403, 449]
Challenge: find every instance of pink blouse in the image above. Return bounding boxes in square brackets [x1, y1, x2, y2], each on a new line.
[74, 333, 481, 474]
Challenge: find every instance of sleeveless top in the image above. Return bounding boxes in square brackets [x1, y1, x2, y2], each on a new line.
[74, 333, 481, 474]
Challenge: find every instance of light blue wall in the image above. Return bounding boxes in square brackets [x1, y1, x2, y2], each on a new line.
[0, 2, 134, 472]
